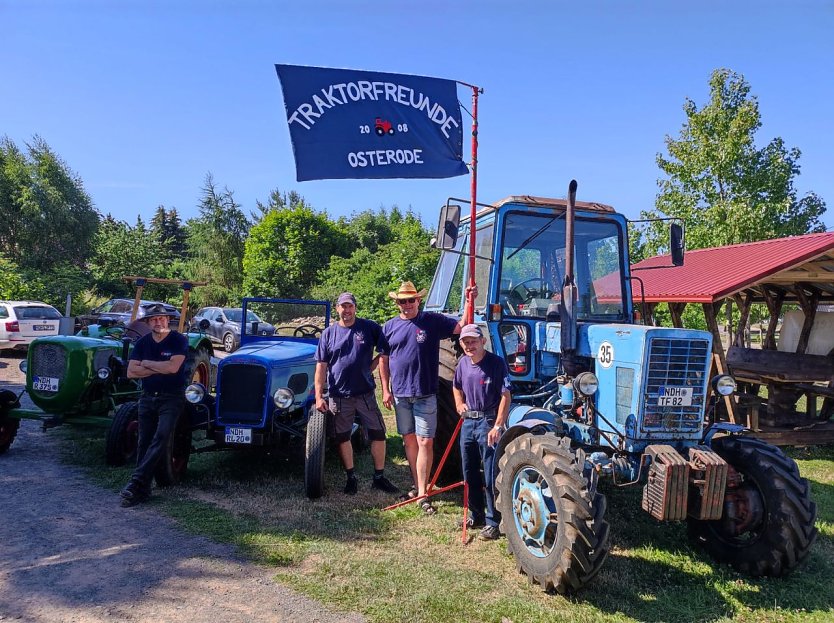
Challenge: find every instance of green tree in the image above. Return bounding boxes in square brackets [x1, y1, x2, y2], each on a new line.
[185, 174, 250, 307]
[635, 68, 826, 261]
[89, 215, 166, 298]
[0, 136, 99, 272]
[313, 212, 439, 324]
[151, 205, 187, 260]
[243, 204, 349, 299]
[0, 253, 42, 301]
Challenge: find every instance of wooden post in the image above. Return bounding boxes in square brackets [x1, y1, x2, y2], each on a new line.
[669, 302, 686, 328]
[732, 293, 752, 348]
[761, 288, 785, 351]
[792, 285, 820, 355]
[703, 300, 740, 425]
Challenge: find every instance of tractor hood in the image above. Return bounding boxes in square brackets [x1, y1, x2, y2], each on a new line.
[222, 339, 317, 369]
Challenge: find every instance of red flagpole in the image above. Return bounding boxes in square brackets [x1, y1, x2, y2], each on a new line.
[465, 85, 480, 325]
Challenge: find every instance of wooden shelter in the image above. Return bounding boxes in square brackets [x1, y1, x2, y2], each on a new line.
[631, 232, 834, 445]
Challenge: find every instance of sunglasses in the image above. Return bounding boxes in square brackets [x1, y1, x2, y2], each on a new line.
[397, 297, 417, 304]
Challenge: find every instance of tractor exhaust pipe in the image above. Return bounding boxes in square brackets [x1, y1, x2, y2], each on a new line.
[560, 180, 580, 373]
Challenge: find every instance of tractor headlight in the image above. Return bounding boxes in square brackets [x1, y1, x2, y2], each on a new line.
[712, 374, 737, 396]
[573, 372, 599, 397]
[273, 387, 294, 409]
[97, 367, 111, 380]
[19, 360, 27, 373]
[185, 383, 206, 404]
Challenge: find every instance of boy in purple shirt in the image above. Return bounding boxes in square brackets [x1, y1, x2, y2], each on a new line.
[315, 292, 399, 495]
[379, 280, 476, 514]
[453, 324, 511, 540]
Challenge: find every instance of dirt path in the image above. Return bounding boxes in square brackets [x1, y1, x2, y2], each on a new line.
[0, 364, 365, 622]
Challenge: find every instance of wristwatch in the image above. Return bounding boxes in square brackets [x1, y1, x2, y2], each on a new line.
[493, 424, 506, 433]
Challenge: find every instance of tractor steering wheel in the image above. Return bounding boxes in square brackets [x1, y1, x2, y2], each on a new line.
[293, 324, 322, 338]
[512, 278, 552, 303]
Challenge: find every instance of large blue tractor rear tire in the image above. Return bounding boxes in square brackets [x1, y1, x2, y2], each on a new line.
[496, 434, 610, 594]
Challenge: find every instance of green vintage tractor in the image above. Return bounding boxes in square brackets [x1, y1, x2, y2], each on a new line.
[0, 277, 214, 483]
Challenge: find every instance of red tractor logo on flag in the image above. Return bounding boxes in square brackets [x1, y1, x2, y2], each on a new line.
[375, 117, 395, 136]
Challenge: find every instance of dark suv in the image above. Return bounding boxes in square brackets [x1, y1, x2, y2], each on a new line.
[190, 306, 276, 352]
[77, 299, 180, 329]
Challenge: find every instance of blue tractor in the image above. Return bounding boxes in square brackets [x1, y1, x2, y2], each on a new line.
[426, 182, 817, 593]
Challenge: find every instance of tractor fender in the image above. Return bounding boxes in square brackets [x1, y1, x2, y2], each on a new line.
[703, 421, 746, 444]
[493, 418, 564, 486]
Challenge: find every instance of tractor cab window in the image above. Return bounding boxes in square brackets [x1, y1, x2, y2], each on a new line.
[425, 221, 494, 313]
[499, 212, 626, 321]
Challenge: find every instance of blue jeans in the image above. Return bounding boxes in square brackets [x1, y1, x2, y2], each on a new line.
[460, 416, 500, 528]
[130, 393, 185, 491]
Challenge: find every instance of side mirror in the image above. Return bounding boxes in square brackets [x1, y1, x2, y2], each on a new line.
[670, 223, 684, 266]
[433, 203, 461, 250]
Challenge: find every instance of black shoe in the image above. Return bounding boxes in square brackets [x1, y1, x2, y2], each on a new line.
[344, 476, 358, 495]
[120, 487, 149, 508]
[371, 475, 400, 494]
[479, 525, 500, 541]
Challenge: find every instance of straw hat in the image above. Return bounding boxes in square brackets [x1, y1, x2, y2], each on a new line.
[388, 281, 428, 300]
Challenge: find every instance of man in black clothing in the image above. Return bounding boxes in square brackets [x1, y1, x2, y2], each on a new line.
[119, 304, 189, 507]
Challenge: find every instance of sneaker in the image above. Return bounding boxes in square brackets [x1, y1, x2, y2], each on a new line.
[479, 525, 500, 541]
[344, 476, 358, 495]
[371, 475, 400, 494]
[456, 515, 484, 530]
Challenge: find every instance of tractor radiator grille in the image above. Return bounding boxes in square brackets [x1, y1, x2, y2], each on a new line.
[643, 338, 710, 431]
[30, 343, 67, 391]
[217, 363, 267, 425]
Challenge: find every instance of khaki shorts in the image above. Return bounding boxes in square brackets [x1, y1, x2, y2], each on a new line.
[328, 392, 386, 436]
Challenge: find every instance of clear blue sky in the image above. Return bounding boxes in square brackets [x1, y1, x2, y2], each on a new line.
[3, 0, 833, 232]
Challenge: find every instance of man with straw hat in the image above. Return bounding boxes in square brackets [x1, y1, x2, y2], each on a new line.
[119, 303, 189, 507]
[380, 280, 476, 514]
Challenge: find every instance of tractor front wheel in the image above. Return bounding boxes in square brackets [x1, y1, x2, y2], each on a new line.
[305, 408, 327, 499]
[496, 434, 610, 594]
[687, 435, 817, 576]
[105, 401, 139, 466]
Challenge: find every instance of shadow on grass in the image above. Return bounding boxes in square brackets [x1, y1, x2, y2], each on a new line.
[574, 480, 834, 622]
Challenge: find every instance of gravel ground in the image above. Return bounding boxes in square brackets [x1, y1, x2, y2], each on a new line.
[0, 352, 365, 623]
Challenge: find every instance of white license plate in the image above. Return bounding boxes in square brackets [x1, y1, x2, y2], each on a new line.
[33, 376, 59, 391]
[224, 426, 252, 444]
[33, 325, 53, 331]
[657, 386, 693, 407]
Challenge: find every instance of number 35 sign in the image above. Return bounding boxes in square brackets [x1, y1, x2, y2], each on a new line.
[597, 341, 614, 368]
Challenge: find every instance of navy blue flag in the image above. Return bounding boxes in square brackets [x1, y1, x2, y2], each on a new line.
[275, 64, 469, 181]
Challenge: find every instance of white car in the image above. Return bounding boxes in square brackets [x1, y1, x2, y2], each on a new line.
[0, 301, 63, 352]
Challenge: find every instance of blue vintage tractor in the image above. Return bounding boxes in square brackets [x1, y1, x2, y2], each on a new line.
[426, 182, 817, 593]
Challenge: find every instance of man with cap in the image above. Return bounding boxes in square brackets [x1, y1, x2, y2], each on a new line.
[315, 292, 399, 495]
[379, 281, 476, 514]
[453, 323, 511, 540]
[119, 303, 190, 507]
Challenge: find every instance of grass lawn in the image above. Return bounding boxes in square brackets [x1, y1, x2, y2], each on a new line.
[61, 420, 834, 623]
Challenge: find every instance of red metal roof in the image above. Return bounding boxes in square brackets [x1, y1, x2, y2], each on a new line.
[630, 232, 834, 303]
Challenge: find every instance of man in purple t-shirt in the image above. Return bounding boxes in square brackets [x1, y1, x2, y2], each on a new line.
[379, 280, 476, 514]
[315, 292, 399, 496]
[453, 324, 511, 540]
